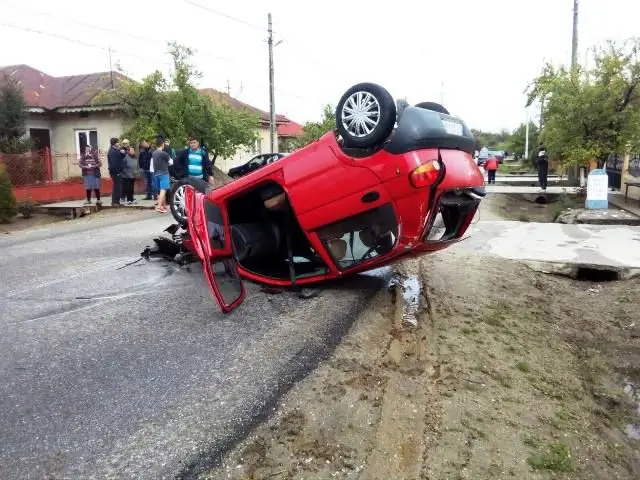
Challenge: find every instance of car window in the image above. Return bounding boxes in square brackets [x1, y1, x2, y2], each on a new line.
[316, 204, 398, 270]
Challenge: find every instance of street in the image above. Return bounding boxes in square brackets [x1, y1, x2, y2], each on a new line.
[0, 211, 386, 479]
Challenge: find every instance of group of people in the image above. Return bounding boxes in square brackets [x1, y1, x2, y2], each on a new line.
[477, 144, 549, 190]
[80, 135, 216, 213]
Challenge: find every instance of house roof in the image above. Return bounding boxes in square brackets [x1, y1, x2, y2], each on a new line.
[0, 65, 304, 130]
[200, 88, 290, 125]
[0, 64, 128, 110]
[277, 119, 303, 137]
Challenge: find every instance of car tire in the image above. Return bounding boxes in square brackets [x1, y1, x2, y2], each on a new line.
[169, 177, 211, 226]
[415, 101, 450, 115]
[336, 82, 396, 149]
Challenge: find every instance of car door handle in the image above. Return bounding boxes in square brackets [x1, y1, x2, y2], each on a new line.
[361, 191, 380, 203]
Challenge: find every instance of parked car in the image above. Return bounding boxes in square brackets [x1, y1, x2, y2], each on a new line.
[228, 153, 287, 179]
[143, 82, 486, 313]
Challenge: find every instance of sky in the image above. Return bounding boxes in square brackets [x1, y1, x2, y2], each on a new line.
[1, 0, 639, 133]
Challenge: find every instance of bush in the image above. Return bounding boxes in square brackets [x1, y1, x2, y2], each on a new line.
[17, 201, 35, 218]
[0, 164, 17, 223]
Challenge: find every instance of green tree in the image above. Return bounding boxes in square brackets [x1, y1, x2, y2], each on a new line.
[0, 164, 17, 223]
[527, 38, 640, 168]
[0, 75, 30, 153]
[506, 121, 540, 161]
[98, 43, 259, 162]
[294, 104, 336, 148]
[471, 128, 512, 151]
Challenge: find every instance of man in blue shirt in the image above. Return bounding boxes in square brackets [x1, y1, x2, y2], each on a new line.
[175, 136, 214, 185]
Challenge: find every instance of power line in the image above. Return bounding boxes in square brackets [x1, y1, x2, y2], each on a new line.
[0, 22, 173, 67]
[3, 1, 234, 64]
[183, 0, 266, 32]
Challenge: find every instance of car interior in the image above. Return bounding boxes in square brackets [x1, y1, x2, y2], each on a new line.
[225, 181, 330, 280]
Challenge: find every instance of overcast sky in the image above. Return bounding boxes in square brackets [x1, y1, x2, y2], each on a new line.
[1, 0, 639, 132]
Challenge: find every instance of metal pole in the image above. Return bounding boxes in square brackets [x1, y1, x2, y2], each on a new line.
[268, 13, 276, 154]
[525, 108, 530, 161]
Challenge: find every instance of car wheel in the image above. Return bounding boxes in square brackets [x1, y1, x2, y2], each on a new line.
[415, 101, 450, 115]
[336, 82, 396, 149]
[169, 177, 211, 226]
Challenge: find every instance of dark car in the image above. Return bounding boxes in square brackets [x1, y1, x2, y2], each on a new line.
[227, 153, 287, 179]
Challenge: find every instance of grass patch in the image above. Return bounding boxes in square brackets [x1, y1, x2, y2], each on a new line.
[522, 434, 540, 448]
[516, 361, 531, 373]
[527, 442, 573, 472]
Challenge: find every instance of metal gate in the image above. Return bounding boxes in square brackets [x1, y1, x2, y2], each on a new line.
[606, 153, 623, 189]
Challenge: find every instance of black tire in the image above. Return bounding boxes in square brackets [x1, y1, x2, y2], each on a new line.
[415, 101, 450, 115]
[335, 82, 396, 149]
[169, 177, 211, 226]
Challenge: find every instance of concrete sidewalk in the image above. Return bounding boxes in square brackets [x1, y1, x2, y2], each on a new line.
[455, 220, 640, 278]
[485, 185, 579, 194]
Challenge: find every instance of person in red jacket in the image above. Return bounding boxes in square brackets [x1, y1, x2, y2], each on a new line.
[485, 155, 499, 184]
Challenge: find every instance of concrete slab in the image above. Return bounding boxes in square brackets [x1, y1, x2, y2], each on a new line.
[39, 196, 156, 218]
[556, 208, 640, 226]
[485, 185, 579, 194]
[454, 220, 640, 279]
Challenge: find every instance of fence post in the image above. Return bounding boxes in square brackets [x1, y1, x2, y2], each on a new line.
[45, 147, 53, 182]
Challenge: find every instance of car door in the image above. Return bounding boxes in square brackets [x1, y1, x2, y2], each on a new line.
[185, 185, 246, 313]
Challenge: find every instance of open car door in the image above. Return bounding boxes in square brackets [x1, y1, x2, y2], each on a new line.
[185, 185, 246, 313]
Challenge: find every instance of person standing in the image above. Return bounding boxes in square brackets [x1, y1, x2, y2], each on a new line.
[484, 155, 499, 184]
[152, 137, 171, 213]
[175, 136, 214, 186]
[537, 144, 549, 191]
[107, 137, 125, 207]
[79, 145, 102, 205]
[138, 140, 155, 200]
[121, 146, 138, 205]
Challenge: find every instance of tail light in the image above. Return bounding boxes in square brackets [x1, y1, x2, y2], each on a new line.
[409, 160, 441, 188]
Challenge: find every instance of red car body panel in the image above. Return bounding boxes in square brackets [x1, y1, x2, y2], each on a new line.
[187, 130, 485, 313]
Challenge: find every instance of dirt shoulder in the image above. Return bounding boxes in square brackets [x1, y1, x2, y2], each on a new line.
[202, 253, 639, 480]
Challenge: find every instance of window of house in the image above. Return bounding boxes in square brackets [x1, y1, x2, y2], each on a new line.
[75, 130, 98, 156]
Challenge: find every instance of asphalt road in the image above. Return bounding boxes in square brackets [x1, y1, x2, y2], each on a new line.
[0, 211, 387, 479]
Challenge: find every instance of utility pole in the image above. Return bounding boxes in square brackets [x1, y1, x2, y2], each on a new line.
[108, 47, 114, 89]
[268, 13, 276, 154]
[571, 0, 579, 70]
[226, 79, 231, 96]
[568, 0, 580, 184]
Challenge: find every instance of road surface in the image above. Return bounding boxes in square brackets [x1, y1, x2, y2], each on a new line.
[0, 212, 386, 479]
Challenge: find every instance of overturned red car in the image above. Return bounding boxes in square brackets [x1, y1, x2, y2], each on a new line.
[143, 83, 485, 313]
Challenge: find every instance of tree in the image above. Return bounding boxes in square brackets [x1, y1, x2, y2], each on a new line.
[294, 105, 336, 148]
[506, 121, 540, 161]
[527, 38, 640, 168]
[0, 75, 30, 153]
[0, 164, 17, 223]
[98, 43, 259, 162]
[470, 128, 512, 152]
